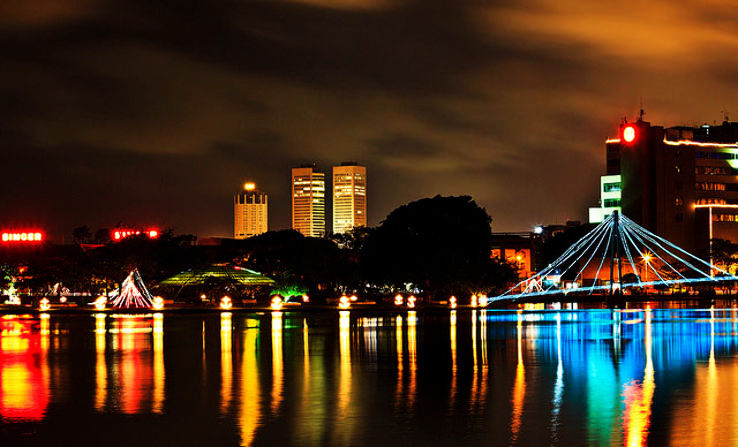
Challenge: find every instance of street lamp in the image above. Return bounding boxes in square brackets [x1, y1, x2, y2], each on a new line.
[642, 252, 653, 284]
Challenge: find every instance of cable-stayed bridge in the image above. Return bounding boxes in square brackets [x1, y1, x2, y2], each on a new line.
[492, 211, 738, 303]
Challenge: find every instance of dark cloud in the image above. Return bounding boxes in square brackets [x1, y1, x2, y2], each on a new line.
[2, 0, 738, 239]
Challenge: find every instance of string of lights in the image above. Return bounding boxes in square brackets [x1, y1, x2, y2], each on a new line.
[493, 212, 738, 302]
[109, 269, 155, 308]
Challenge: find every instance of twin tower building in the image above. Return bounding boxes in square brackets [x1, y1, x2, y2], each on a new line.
[234, 162, 367, 239]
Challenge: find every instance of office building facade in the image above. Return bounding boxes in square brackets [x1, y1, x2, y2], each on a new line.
[593, 118, 738, 254]
[332, 163, 367, 234]
[234, 183, 268, 239]
[292, 166, 326, 237]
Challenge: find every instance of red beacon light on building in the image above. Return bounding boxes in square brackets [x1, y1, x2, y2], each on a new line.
[622, 125, 637, 143]
[1, 231, 44, 243]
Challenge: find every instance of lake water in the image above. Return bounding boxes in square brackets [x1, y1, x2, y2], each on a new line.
[1, 308, 737, 446]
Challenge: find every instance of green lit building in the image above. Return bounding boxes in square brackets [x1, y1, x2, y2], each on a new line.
[157, 265, 275, 300]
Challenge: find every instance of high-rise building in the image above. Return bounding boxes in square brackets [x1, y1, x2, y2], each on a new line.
[590, 117, 738, 254]
[292, 165, 326, 237]
[234, 182, 268, 239]
[332, 162, 367, 234]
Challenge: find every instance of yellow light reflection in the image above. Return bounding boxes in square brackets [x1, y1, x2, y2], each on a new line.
[471, 310, 478, 411]
[623, 309, 655, 447]
[221, 312, 233, 414]
[408, 310, 417, 412]
[240, 321, 260, 446]
[335, 310, 353, 444]
[302, 318, 310, 407]
[94, 313, 107, 412]
[40, 313, 50, 351]
[152, 313, 164, 414]
[670, 308, 738, 445]
[271, 311, 283, 415]
[303, 318, 310, 380]
[450, 310, 457, 411]
[510, 310, 526, 444]
[362, 317, 377, 362]
[395, 315, 403, 410]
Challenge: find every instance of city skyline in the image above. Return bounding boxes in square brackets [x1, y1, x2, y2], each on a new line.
[3, 2, 738, 240]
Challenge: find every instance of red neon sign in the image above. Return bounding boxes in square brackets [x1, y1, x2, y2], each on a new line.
[1, 232, 44, 243]
[112, 229, 159, 241]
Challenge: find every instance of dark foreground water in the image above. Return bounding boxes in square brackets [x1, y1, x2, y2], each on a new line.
[1, 308, 738, 446]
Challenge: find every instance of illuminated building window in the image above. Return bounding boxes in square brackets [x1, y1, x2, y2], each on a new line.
[714, 214, 738, 223]
[696, 182, 726, 191]
[696, 166, 736, 175]
[603, 182, 621, 192]
[695, 198, 727, 205]
[697, 151, 738, 160]
[675, 197, 683, 206]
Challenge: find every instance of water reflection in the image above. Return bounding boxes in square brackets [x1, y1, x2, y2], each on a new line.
[0, 315, 49, 420]
[240, 318, 260, 446]
[221, 312, 233, 414]
[7, 309, 738, 446]
[153, 313, 164, 414]
[449, 311, 456, 411]
[395, 315, 403, 411]
[510, 310, 526, 444]
[550, 312, 564, 444]
[271, 311, 283, 415]
[335, 310, 353, 444]
[622, 309, 655, 447]
[407, 311, 417, 413]
[94, 313, 107, 412]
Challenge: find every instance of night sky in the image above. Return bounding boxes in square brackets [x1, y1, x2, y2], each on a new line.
[2, 0, 738, 241]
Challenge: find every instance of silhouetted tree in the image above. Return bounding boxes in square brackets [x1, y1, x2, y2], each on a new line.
[361, 195, 514, 299]
[72, 226, 92, 243]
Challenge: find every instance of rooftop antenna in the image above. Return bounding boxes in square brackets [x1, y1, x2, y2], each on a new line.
[638, 97, 645, 122]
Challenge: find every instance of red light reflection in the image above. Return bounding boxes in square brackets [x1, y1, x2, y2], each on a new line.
[0, 316, 49, 420]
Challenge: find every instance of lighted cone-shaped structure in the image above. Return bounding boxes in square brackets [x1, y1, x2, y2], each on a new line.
[493, 211, 738, 302]
[109, 269, 155, 309]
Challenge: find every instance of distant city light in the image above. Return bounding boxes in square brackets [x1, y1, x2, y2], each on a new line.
[112, 229, 160, 241]
[1, 232, 43, 243]
[93, 296, 106, 311]
[394, 294, 404, 306]
[623, 125, 636, 143]
[534, 225, 544, 234]
[220, 296, 233, 310]
[152, 296, 165, 310]
[270, 295, 283, 311]
[244, 182, 256, 191]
